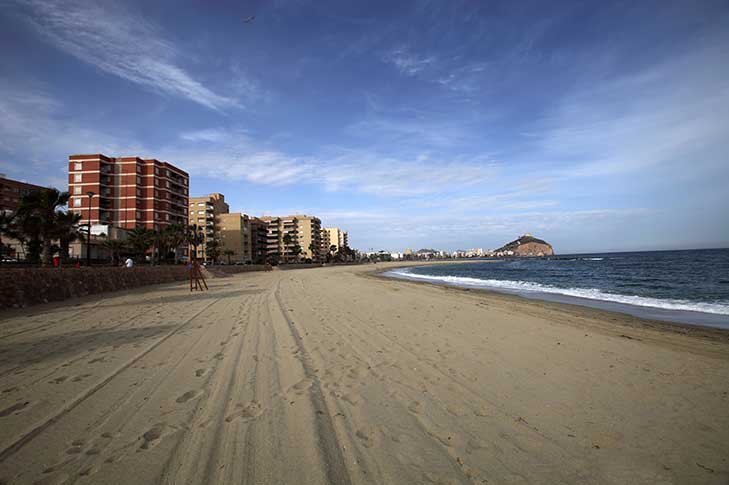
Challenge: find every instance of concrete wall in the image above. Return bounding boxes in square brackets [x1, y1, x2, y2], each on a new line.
[0, 266, 189, 309]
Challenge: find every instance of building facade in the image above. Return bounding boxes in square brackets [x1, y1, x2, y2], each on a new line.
[260, 214, 322, 263]
[321, 227, 348, 253]
[188, 193, 229, 262]
[67, 154, 189, 231]
[0, 175, 47, 213]
[218, 213, 268, 264]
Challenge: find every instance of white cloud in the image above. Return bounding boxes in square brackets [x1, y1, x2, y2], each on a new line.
[15, 0, 239, 110]
[383, 47, 437, 76]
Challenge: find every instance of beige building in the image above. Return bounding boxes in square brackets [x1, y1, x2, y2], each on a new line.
[321, 227, 348, 254]
[260, 214, 322, 263]
[218, 213, 268, 264]
[188, 193, 229, 262]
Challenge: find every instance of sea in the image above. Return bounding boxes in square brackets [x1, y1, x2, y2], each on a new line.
[385, 248, 729, 329]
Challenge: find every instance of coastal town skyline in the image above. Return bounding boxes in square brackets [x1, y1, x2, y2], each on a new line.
[1, 1, 728, 253]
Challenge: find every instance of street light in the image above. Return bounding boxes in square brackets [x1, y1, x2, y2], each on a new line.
[86, 191, 95, 266]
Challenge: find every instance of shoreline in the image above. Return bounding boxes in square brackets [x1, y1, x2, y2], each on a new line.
[367, 262, 729, 344]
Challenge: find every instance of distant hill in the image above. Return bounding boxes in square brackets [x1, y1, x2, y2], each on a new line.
[494, 234, 554, 257]
[416, 248, 438, 254]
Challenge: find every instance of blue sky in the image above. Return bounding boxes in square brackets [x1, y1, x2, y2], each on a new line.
[1, 0, 728, 253]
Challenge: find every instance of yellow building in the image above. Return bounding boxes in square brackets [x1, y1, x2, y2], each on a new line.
[321, 227, 348, 254]
[260, 214, 322, 263]
[218, 213, 268, 264]
[188, 193, 229, 262]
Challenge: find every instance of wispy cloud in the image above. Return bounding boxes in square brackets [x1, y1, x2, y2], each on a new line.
[531, 34, 729, 179]
[383, 47, 437, 76]
[165, 132, 498, 197]
[15, 0, 239, 110]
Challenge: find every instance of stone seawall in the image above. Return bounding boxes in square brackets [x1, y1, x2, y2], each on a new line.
[0, 266, 192, 310]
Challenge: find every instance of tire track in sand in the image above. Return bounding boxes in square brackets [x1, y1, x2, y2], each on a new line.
[274, 280, 352, 485]
[0, 297, 221, 463]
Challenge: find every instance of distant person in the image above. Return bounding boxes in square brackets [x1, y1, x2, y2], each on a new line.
[125, 257, 134, 268]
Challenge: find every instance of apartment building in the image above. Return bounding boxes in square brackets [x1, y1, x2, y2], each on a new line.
[0, 175, 47, 213]
[67, 154, 189, 230]
[321, 227, 348, 253]
[188, 193, 229, 262]
[218, 213, 268, 264]
[260, 214, 322, 263]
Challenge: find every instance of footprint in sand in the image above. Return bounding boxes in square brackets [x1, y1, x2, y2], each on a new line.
[49, 376, 68, 384]
[0, 401, 30, 417]
[33, 472, 70, 485]
[292, 378, 312, 394]
[175, 390, 200, 404]
[88, 357, 105, 364]
[65, 446, 83, 455]
[341, 393, 359, 406]
[71, 374, 93, 383]
[446, 404, 466, 417]
[195, 369, 207, 377]
[407, 401, 423, 414]
[140, 423, 166, 450]
[225, 401, 262, 423]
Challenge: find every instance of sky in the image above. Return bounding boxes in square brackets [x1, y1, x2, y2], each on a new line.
[1, 0, 728, 254]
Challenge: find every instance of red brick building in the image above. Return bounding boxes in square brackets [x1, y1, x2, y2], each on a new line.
[0, 175, 47, 213]
[67, 154, 189, 230]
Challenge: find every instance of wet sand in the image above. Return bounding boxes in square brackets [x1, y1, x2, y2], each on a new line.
[0, 262, 728, 484]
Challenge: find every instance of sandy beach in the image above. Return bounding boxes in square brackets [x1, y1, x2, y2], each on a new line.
[1, 262, 728, 484]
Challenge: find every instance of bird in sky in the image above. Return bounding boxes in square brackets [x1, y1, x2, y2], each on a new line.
[243, 16, 255, 23]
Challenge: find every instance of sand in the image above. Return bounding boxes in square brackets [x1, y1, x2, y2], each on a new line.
[0, 262, 728, 484]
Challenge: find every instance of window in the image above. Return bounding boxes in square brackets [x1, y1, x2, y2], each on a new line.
[155, 167, 159, 174]
[74, 186, 81, 194]
[74, 162, 82, 171]
[136, 176, 142, 184]
[136, 188, 142, 196]
[74, 174, 82, 182]
[73, 198, 81, 207]
[165, 214, 170, 221]
[136, 211, 142, 219]
[166, 181, 170, 188]
[136, 165, 142, 174]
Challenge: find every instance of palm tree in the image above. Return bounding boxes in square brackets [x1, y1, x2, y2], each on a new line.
[224, 249, 235, 265]
[99, 235, 128, 265]
[161, 223, 186, 263]
[16, 188, 69, 266]
[53, 211, 83, 264]
[186, 224, 205, 262]
[127, 226, 155, 261]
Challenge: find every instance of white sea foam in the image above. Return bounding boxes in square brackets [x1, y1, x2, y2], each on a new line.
[388, 270, 729, 316]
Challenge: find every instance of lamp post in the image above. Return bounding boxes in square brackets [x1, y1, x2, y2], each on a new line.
[86, 191, 95, 266]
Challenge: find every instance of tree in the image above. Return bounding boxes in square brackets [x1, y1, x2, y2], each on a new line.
[206, 237, 221, 264]
[0, 212, 15, 261]
[224, 249, 235, 265]
[100, 235, 128, 265]
[16, 188, 69, 266]
[161, 223, 187, 263]
[282, 232, 294, 264]
[53, 211, 83, 264]
[186, 224, 205, 262]
[127, 226, 155, 261]
[291, 242, 302, 262]
[308, 241, 318, 262]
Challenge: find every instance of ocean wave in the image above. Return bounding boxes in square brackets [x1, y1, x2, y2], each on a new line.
[387, 270, 729, 316]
